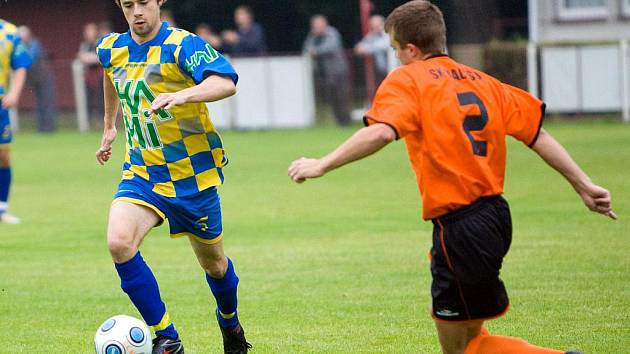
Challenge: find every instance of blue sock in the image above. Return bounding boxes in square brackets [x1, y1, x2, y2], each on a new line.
[206, 257, 240, 328]
[115, 252, 179, 339]
[0, 167, 11, 213]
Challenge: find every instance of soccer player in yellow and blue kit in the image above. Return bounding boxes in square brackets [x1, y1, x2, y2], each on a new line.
[0, 19, 31, 225]
[95, 1, 250, 353]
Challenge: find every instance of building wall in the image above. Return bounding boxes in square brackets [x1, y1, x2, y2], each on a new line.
[1, 1, 118, 109]
[537, 0, 630, 43]
[533, 0, 629, 113]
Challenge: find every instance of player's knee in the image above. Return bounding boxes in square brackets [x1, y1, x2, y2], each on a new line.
[107, 232, 137, 262]
[201, 255, 228, 278]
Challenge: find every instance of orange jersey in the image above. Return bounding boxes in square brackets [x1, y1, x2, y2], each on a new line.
[365, 55, 544, 220]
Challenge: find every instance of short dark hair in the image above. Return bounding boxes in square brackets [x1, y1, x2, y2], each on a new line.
[384, 0, 446, 54]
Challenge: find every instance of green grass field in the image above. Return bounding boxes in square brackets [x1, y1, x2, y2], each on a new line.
[0, 120, 628, 353]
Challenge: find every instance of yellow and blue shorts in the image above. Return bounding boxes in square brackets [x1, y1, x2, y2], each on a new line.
[113, 176, 223, 244]
[0, 107, 12, 145]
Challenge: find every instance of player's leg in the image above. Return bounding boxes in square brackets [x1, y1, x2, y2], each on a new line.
[435, 320, 484, 354]
[189, 237, 251, 353]
[463, 331, 567, 354]
[107, 201, 159, 262]
[436, 320, 573, 354]
[170, 185, 249, 352]
[0, 108, 19, 224]
[107, 201, 182, 346]
[0, 147, 11, 218]
[189, 238, 237, 327]
[432, 197, 570, 354]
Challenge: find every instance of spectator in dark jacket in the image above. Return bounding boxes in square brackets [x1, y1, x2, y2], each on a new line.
[222, 5, 267, 56]
[303, 15, 351, 126]
[18, 26, 57, 132]
[77, 22, 103, 121]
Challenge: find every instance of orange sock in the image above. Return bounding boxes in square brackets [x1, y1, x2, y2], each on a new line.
[464, 334, 564, 354]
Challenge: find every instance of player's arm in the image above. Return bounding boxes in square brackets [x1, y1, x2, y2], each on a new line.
[96, 74, 120, 165]
[150, 74, 236, 113]
[288, 123, 396, 183]
[289, 68, 418, 183]
[531, 128, 616, 219]
[0, 68, 27, 109]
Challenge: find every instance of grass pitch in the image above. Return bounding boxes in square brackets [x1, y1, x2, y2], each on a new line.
[0, 120, 628, 353]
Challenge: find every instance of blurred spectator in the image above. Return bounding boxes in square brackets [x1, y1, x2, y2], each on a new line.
[98, 21, 113, 38]
[18, 26, 57, 132]
[354, 15, 390, 86]
[222, 5, 267, 56]
[303, 15, 351, 126]
[196, 23, 224, 52]
[161, 9, 177, 27]
[77, 22, 103, 121]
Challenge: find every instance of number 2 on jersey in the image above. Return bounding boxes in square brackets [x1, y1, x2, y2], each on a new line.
[457, 92, 488, 157]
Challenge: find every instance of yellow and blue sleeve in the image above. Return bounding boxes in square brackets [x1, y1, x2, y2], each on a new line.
[10, 36, 32, 70]
[176, 34, 238, 85]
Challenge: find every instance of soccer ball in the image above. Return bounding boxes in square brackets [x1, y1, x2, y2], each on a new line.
[94, 315, 152, 354]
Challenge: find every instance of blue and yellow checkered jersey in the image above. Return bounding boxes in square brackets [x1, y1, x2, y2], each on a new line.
[96, 22, 238, 197]
[0, 19, 32, 98]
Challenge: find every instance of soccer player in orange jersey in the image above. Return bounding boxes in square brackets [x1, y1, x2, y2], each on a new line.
[288, 1, 615, 354]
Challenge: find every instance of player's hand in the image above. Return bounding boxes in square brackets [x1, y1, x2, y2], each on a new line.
[96, 127, 117, 165]
[150, 92, 186, 113]
[1, 92, 19, 109]
[578, 183, 617, 220]
[288, 157, 326, 183]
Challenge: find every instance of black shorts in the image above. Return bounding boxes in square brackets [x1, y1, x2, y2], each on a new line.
[430, 195, 512, 322]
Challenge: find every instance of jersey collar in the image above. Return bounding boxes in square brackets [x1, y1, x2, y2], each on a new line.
[126, 21, 170, 47]
[423, 53, 449, 60]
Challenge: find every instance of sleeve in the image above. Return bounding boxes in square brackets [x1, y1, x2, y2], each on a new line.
[95, 35, 107, 49]
[363, 68, 421, 139]
[10, 36, 32, 70]
[178, 34, 238, 85]
[501, 83, 545, 147]
[95, 35, 111, 68]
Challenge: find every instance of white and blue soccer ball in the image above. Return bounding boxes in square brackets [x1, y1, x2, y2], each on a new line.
[94, 315, 152, 354]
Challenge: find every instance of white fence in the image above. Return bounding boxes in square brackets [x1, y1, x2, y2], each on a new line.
[209, 55, 315, 130]
[529, 40, 630, 122]
[70, 55, 316, 132]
